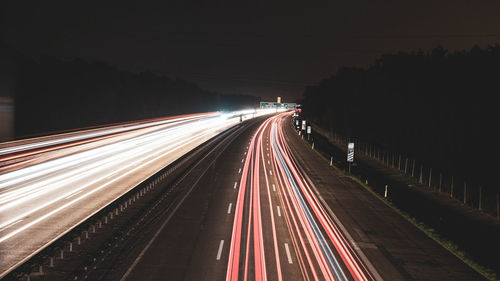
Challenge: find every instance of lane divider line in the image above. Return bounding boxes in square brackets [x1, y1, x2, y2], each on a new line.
[284, 243, 293, 264]
[217, 240, 225, 260]
[227, 203, 233, 214]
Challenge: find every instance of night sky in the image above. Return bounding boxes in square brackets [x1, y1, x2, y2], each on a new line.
[2, 0, 500, 101]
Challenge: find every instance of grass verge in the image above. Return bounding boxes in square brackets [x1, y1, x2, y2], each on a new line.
[301, 130, 499, 281]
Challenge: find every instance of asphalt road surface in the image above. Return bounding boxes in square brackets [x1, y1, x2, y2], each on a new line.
[100, 112, 486, 281]
[0, 110, 274, 279]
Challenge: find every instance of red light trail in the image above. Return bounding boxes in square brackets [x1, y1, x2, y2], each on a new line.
[226, 112, 374, 281]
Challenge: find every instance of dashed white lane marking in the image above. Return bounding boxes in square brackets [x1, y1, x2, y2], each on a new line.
[234, 182, 238, 189]
[268, 160, 270, 164]
[227, 203, 233, 214]
[284, 243, 293, 264]
[242, 159, 244, 163]
[277, 206, 281, 217]
[216, 240, 225, 260]
[238, 168, 241, 174]
[269, 170, 272, 176]
[272, 184, 276, 192]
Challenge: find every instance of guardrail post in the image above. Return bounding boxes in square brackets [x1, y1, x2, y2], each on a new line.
[60, 249, 64, 260]
[428, 168, 432, 188]
[50, 257, 54, 267]
[419, 164, 423, 184]
[69, 242, 73, 252]
[77, 236, 81, 245]
[398, 155, 401, 170]
[411, 159, 416, 177]
[384, 185, 388, 198]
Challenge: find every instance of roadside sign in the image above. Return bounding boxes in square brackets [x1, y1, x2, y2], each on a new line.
[347, 142, 354, 162]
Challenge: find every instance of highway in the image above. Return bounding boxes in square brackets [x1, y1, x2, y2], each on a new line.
[105, 112, 485, 281]
[109, 112, 373, 281]
[0, 109, 275, 279]
[225, 112, 371, 281]
[1, 110, 486, 281]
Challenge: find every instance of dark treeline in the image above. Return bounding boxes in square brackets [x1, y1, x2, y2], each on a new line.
[1, 42, 259, 137]
[301, 45, 499, 189]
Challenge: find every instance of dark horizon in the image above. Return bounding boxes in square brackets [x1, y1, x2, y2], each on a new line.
[3, 1, 500, 101]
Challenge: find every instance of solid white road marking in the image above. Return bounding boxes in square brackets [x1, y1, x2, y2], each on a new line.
[217, 240, 225, 260]
[277, 206, 281, 217]
[284, 243, 293, 264]
[227, 203, 232, 214]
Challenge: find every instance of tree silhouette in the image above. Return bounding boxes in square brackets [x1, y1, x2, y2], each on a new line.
[0, 45, 259, 138]
[301, 44, 500, 190]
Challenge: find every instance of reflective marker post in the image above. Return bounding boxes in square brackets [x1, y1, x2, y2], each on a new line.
[306, 125, 311, 140]
[347, 142, 354, 173]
